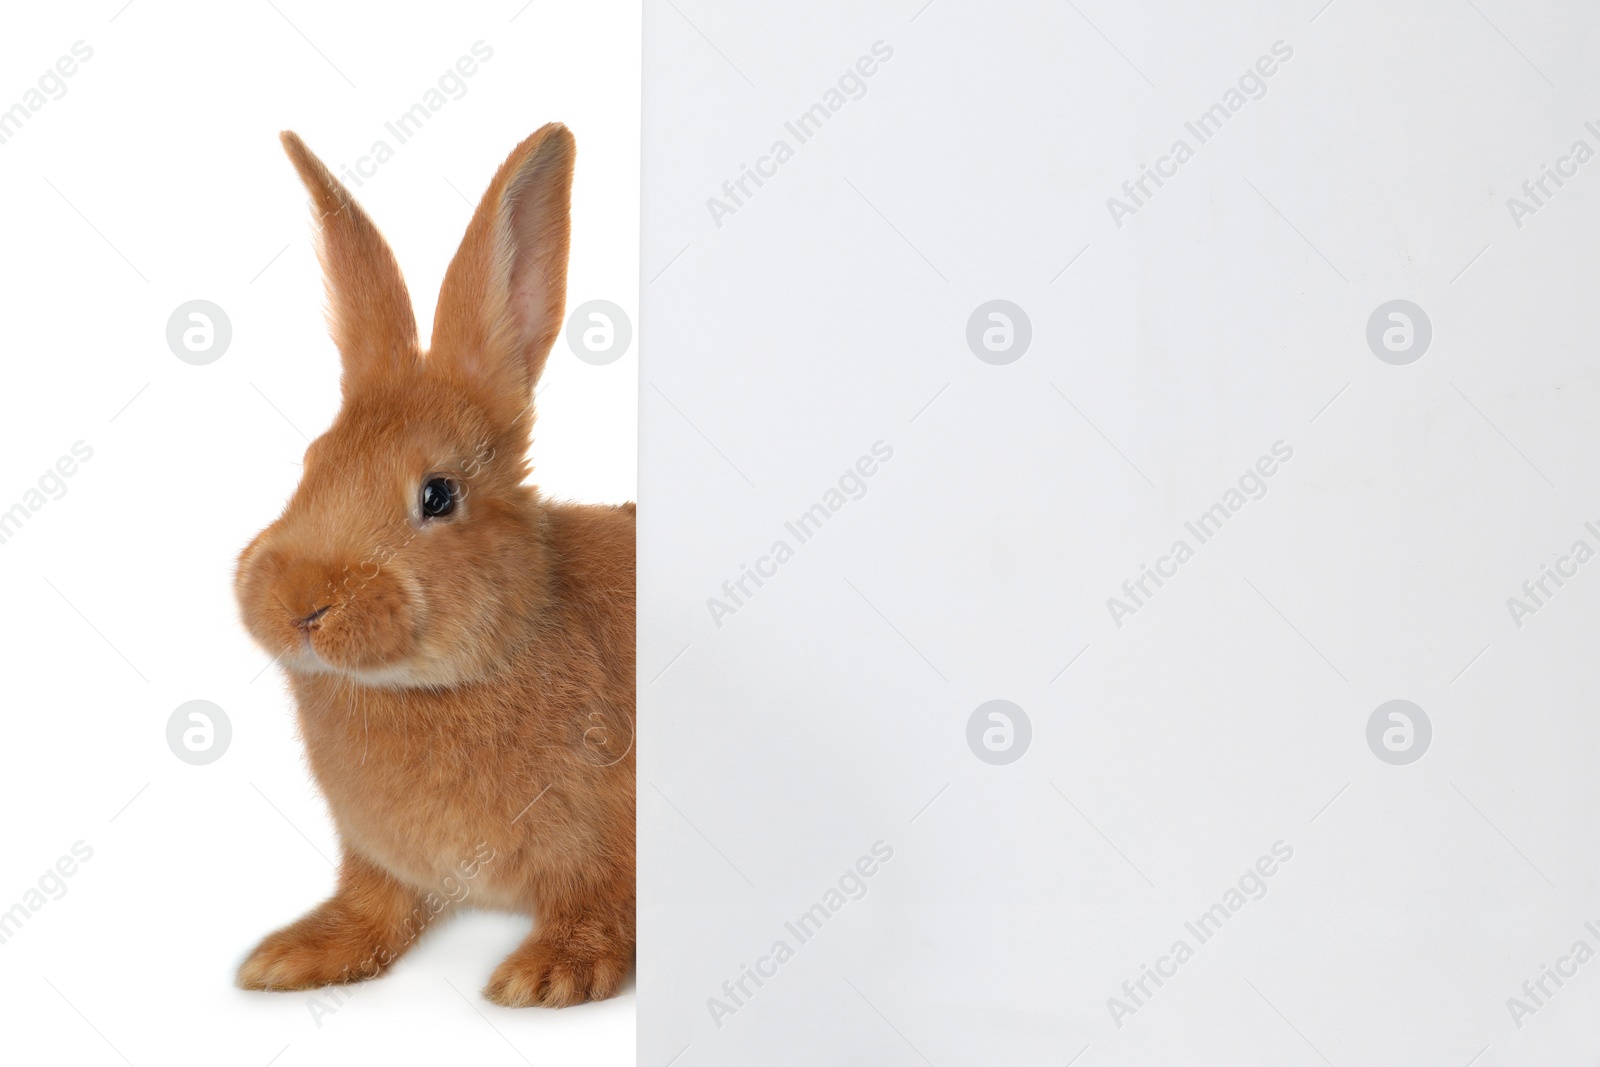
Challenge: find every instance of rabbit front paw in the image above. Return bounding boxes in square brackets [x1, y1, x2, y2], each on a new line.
[484, 924, 631, 1008]
[237, 915, 397, 992]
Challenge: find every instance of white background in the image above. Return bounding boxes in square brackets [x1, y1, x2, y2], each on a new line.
[0, 2, 637, 1065]
[641, 1, 1600, 1065]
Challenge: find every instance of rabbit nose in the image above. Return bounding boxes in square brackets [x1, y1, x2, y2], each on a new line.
[294, 605, 332, 631]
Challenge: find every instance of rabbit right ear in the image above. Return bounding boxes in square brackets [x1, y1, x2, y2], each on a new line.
[429, 123, 575, 426]
[280, 132, 421, 393]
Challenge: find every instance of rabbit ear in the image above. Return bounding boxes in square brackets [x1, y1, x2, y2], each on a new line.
[429, 123, 574, 418]
[280, 131, 420, 393]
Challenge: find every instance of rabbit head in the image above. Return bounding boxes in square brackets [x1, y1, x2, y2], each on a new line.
[236, 124, 575, 689]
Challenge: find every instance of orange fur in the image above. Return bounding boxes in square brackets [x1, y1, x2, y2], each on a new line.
[234, 125, 635, 1007]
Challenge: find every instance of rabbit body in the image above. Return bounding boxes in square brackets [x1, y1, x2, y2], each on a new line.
[234, 124, 635, 1007]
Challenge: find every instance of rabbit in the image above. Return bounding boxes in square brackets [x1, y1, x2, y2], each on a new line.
[233, 124, 635, 1008]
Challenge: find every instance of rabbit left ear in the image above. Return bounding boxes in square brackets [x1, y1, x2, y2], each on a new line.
[429, 123, 574, 420]
[279, 131, 421, 394]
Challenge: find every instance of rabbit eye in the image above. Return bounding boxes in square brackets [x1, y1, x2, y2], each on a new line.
[420, 477, 458, 518]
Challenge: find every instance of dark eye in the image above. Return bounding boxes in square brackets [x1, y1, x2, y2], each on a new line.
[420, 477, 458, 519]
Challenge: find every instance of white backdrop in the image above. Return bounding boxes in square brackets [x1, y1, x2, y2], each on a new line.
[0, 2, 637, 1065]
[640, 1, 1600, 1064]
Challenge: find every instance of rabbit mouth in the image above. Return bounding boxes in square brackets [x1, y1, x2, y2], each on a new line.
[237, 553, 429, 684]
[289, 600, 420, 681]
[279, 584, 481, 689]
[240, 536, 509, 689]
